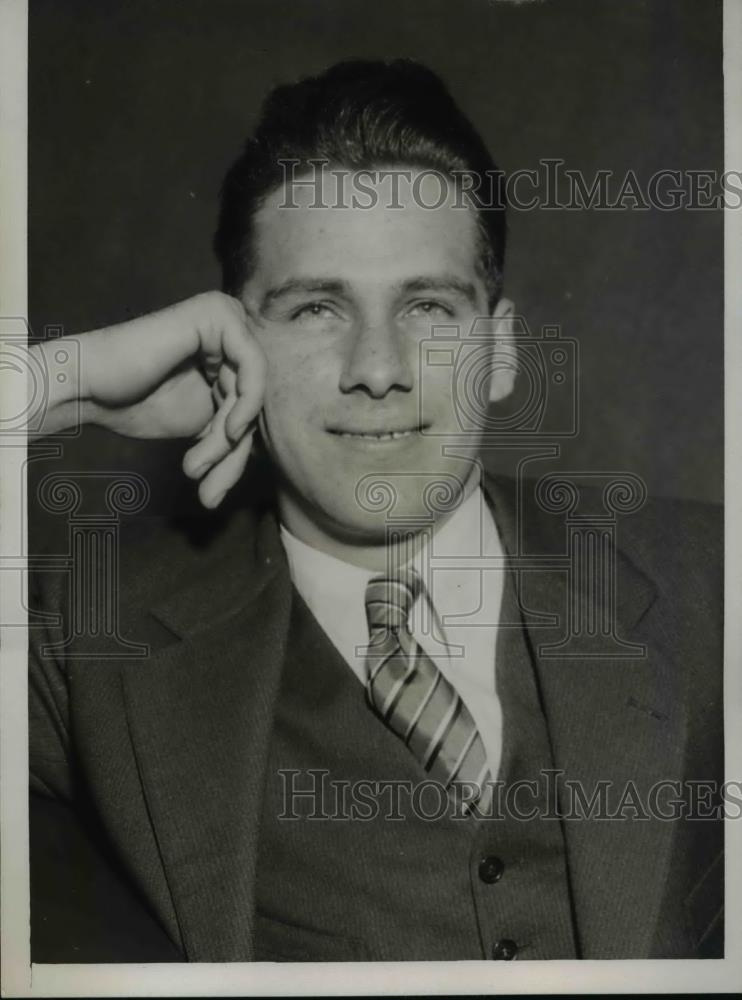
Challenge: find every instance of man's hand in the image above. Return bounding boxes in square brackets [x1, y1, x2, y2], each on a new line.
[31, 292, 266, 508]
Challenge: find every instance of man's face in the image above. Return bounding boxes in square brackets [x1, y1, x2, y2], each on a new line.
[242, 167, 513, 543]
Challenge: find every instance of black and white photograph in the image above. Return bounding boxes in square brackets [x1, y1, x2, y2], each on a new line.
[1, 0, 740, 994]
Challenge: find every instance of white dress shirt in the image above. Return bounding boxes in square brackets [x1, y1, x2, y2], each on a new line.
[280, 485, 506, 781]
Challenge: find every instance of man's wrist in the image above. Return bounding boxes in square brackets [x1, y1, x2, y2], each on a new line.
[28, 339, 86, 435]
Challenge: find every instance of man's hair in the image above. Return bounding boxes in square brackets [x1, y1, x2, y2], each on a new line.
[214, 59, 507, 309]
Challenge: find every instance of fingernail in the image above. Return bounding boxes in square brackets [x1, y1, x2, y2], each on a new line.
[188, 461, 209, 479]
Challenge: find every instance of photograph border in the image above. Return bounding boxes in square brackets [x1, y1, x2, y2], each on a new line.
[1, 0, 741, 993]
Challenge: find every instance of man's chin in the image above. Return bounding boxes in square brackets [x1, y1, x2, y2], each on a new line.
[318, 492, 457, 546]
[314, 514, 431, 560]
[275, 460, 476, 555]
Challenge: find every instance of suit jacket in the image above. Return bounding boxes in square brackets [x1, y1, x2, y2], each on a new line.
[28, 466, 724, 961]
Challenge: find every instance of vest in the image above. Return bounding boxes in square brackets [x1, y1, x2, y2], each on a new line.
[254, 560, 579, 961]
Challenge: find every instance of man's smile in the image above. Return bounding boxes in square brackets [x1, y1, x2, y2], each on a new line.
[327, 423, 429, 443]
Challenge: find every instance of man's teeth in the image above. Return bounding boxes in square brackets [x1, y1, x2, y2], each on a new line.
[338, 430, 415, 440]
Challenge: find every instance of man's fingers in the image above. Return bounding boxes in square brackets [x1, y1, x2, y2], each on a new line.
[194, 295, 266, 442]
[225, 390, 262, 443]
[197, 430, 255, 509]
[216, 363, 237, 399]
[182, 400, 232, 478]
[180, 293, 266, 482]
[182, 381, 257, 481]
[212, 357, 262, 444]
[201, 357, 222, 384]
[194, 416, 214, 442]
[219, 318, 267, 434]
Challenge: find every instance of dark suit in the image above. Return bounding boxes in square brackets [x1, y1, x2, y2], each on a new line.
[29, 468, 724, 961]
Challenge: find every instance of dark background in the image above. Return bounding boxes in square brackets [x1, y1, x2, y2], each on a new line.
[28, 0, 723, 528]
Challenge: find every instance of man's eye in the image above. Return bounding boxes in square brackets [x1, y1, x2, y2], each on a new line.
[291, 302, 337, 321]
[407, 300, 454, 318]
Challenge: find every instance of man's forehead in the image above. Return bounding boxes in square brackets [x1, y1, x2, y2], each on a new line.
[250, 166, 482, 284]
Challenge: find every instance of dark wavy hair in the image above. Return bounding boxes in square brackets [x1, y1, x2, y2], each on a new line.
[214, 59, 506, 309]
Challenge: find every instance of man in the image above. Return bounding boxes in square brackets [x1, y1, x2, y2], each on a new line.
[29, 59, 723, 962]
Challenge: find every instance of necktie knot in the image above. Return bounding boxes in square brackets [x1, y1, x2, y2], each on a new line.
[365, 568, 422, 635]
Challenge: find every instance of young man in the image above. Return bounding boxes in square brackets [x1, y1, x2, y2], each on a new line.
[29, 60, 723, 962]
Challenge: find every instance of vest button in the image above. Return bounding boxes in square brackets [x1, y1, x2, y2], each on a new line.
[492, 938, 518, 960]
[478, 855, 505, 884]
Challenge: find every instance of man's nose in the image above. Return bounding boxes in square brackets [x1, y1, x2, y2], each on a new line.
[339, 319, 414, 397]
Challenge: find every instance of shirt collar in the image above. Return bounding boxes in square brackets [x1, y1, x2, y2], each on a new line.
[279, 480, 498, 650]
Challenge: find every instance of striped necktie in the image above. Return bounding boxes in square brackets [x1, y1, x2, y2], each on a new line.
[364, 568, 492, 813]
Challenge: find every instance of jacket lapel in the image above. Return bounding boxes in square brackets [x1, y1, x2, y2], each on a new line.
[120, 506, 292, 961]
[484, 471, 688, 958]
[117, 471, 688, 960]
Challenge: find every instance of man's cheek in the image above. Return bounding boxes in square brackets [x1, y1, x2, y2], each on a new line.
[420, 367, 459, 428]
[261, 366, 301, 419]
[258, 382, 298, 458]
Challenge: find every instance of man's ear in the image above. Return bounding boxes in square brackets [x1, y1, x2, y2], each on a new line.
[488, 296, 518, 403]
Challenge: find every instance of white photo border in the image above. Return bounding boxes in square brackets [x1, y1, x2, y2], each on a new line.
[1, 0, 740, 993]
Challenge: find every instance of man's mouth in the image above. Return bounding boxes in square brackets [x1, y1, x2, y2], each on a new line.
[328, 424, 428, 442]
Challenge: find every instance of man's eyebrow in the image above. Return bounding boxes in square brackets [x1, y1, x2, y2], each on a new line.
[261, 278, 349, 310]
[259, 274, 480, 312]
[400, 275, 479, 306]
